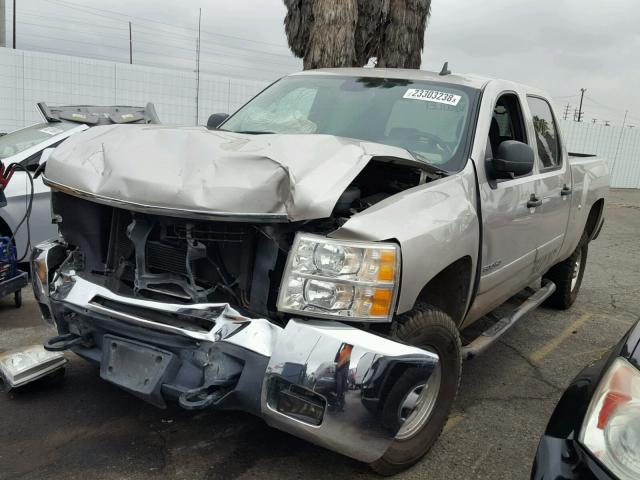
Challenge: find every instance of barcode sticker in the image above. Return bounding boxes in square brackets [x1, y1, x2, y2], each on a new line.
[403, 89, 461, 106]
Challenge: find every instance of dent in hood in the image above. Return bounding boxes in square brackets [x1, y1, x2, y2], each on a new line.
[44, 124, 419, 221]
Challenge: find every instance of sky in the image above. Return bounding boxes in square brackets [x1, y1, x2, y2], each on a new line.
[3, 0, 640, 126]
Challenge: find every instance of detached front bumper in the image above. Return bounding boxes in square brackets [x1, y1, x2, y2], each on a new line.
[31, 241, 439, 463]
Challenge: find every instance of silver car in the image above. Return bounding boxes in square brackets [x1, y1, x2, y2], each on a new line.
[0, 121, 87, 260]
[1, 103, 160, 260]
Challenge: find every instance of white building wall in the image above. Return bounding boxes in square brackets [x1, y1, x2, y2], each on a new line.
[1, 47, 639, 188]
[0, 47, 269, 131]
[559, 119, 640, 189]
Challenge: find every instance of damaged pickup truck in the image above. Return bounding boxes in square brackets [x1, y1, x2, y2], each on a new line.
[31, 68, 608, 474]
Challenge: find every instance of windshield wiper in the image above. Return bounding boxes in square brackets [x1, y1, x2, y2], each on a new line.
[406, 150, 450, 176]
[222, 129, 275, 135]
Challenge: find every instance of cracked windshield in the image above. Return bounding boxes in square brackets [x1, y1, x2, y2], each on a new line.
[221, 76, 477, 171]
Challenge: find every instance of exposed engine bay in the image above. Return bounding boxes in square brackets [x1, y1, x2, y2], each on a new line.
[51, 159, 436, 320]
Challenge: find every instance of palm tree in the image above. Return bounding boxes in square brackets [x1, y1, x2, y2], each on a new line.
[376, 0, 432, 68]
[533, 116, 550, 136]
[283, 0, 432, 70]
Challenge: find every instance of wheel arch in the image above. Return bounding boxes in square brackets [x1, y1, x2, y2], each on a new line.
[585, 198, 605, 241]
[412, 256, 473, 327]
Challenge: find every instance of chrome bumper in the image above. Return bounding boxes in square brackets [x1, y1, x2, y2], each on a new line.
[31, 240, 439, 463]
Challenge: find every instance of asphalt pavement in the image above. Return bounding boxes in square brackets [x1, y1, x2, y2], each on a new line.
[0, 189, 638, 480]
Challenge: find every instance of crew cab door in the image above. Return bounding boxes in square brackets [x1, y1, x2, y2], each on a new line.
[467, 90, 540, 321]
[524, 96, 572, 276]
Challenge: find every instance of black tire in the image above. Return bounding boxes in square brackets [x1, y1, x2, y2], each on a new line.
[543, 233, 588, 309]
[14, 290, 22, 308]
[370, 304, 462, 476]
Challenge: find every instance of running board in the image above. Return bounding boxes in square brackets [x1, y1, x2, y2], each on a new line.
[462, 281, 556, 360]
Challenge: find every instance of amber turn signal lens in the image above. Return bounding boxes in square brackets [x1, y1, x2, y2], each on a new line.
[377, 250, 397, 282]
[370, 288, 393, 316]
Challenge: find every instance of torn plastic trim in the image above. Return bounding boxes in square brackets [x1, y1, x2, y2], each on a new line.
[42, 175, 290, 223]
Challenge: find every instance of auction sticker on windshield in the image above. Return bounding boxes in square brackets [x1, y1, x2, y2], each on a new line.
[403, 89, 461, 106]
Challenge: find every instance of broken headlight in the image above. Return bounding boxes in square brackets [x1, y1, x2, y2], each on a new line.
[277, 233, 400, 322]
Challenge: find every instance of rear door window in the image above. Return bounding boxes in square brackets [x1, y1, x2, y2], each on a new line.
[527, 97, 561, 169]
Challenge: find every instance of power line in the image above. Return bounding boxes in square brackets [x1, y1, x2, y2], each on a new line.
[18, 8, 299, 65]
[19, 9, 131, 31]
[13, 0, 300, 78]
[20, 32, 292, 77]
[42, 0, 291, 51]
[18, 39, 285, 81]
[18, 19, 299, 69]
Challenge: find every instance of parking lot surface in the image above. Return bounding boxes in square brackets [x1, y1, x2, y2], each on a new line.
[0, 189, 638, 480]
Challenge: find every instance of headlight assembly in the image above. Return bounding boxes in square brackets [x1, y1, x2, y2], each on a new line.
[277, 233, 400, 322]
[579, 357, 640, 479]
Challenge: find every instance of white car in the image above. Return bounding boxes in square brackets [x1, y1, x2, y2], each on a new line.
[0, 103, 160, 261]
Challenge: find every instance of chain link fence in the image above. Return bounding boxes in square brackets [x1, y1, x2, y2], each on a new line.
[0, 47, 269, 132]
[559, 119, 639, 188]
[2, 47, 638, 188]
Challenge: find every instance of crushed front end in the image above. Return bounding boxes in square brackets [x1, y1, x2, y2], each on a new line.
[31, 191, 439, 463]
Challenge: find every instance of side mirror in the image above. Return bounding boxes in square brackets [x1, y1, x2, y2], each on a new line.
[206, 113, 229, 130]
[489, 140, 534, 179]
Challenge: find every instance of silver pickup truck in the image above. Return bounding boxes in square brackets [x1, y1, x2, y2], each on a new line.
[31, 68, 608, 474]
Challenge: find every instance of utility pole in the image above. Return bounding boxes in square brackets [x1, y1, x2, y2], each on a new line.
[0, 0, 6, 48]
[577, 88, 586, 122]
[563, 103, 571, 121]
[129, 21, 132, 64]
[195, 8, 202, 125]
[610, 110, 628, 177]
[12, 0, 15, 48]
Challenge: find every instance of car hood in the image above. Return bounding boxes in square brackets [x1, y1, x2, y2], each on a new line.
[44, 124, 419, 221]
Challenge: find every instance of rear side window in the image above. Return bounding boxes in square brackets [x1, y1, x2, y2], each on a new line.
[527, 97, 561, 169]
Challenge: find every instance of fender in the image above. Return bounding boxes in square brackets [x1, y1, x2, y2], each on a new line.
[331, 160, 479, 315]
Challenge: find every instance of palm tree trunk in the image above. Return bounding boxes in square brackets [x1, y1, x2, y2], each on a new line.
[283, 0, 431, 70]
[304, 0, 358, 70]
[355, 0, 390, 66]
[284, 0, 313, 58]
[377, 0, 431, 69]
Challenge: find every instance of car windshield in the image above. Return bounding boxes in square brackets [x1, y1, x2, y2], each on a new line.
[0, 122, 77, 159]
[221, 75, 479, 171]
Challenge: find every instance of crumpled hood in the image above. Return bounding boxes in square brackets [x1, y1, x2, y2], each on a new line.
[45, 124, 417, 221]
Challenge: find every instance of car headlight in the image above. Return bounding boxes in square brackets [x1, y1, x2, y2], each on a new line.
[277, 233, 400, 321]
[580, 357, 640, 479]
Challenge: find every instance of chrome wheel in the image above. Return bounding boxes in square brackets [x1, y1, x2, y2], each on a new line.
[395, 358, 442, 440]
[571, 249, 582, 292]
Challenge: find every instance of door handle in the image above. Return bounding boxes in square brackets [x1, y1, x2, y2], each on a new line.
[561, 184, 572, 196]
[527, 194, 543, 208]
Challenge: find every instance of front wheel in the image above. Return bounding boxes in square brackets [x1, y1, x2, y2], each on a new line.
[370, 304, 462, 476]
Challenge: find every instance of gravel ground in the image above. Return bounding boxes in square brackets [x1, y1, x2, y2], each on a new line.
[0, 189, 638, 480]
